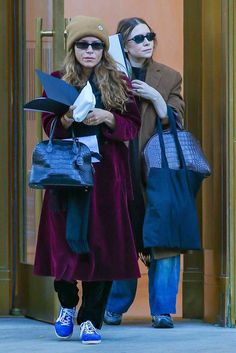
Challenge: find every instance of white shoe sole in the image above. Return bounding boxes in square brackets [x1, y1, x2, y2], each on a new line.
[81, 340, 101, 344]
[55, 330, 73, 340]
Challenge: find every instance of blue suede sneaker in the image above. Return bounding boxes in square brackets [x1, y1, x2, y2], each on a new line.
[152, 315, 174, 328]
[79, 320, 101, 344]
[104, 310, 122, 325]
[54, 307, 76, 339]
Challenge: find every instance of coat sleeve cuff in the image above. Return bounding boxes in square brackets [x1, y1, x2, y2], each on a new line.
[102, 113, 138, 141]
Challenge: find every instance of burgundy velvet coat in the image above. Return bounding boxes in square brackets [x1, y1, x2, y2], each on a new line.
[33, 72, 141, 282]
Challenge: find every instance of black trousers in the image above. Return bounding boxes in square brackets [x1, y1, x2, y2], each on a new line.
[54, 280, 112, 329]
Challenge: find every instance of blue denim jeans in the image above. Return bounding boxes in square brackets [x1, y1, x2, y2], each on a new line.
[106, 255, 180, 316]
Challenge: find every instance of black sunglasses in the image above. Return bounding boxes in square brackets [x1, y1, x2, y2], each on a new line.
[74, 41, 105, 50]
[128, 32, 156, 44]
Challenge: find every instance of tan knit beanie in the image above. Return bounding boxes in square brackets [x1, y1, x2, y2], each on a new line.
[66, 15, 109, 51]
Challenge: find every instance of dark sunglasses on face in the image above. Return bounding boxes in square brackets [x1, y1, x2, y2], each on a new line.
[128, 32, 156, 44]
[74, 41, 105, 50]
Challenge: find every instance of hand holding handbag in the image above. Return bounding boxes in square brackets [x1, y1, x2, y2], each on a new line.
[143, 107, 204, 250]
[29, 118, 98, 189]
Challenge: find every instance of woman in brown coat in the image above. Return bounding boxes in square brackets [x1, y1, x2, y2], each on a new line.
[104, 17, 185, 328]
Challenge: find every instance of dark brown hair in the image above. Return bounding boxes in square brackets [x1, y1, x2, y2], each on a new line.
[117, 17, 153, 43]
[117, 17, 156, 66]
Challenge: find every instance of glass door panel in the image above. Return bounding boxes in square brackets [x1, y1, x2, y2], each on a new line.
[24, 0, 53, 264]
[19, 0, 64, 323]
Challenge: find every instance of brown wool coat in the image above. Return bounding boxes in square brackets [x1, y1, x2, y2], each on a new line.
[139, 60, 185, 260]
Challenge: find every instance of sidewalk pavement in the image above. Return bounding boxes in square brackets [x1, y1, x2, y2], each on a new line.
[1, 317, 236, 353]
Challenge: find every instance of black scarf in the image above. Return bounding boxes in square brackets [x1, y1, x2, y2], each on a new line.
[52, 76, 104, 254]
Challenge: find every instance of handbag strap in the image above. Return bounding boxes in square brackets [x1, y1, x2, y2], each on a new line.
[47, 117, 79, 154]
[156, 106, 187, 170]
[49, 117, 76, 140]
[47, 117, 102, 161]
[156, 117, 169, 169]
[49, 117, 58, 141]
[167, 107, 187, 169]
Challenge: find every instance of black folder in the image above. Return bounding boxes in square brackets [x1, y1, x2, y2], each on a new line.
[24, 97, 70, 115]
[24, 70, 80, 115]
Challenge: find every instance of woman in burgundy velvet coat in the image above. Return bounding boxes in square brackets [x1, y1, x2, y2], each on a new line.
[33, 15, 140, 344]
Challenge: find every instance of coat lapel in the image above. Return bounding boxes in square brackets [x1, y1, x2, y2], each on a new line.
[141, 61, 162, 118]
[145, 61, 162, 89]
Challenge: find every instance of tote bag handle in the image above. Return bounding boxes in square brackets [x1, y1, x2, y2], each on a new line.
[156, 106, 187, 170]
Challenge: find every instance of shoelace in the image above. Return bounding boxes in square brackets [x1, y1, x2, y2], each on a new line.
[107, 312, 121, 318]
[81, 321, 97, 335]
[57, 308, 74, 326]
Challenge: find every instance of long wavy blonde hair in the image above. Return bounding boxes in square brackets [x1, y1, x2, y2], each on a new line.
[62, 48, 129, 112]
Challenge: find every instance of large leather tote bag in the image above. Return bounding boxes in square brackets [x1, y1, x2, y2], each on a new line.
[143, 117, 211, 178]
[143, 108, 204, 250]
[29, 118, 95, 189]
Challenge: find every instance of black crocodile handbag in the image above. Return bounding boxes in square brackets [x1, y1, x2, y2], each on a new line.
[144, 113, 211, 178]
[29, 118, 95, 189]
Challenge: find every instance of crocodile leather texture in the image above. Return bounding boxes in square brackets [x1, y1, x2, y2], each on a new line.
[29, 139, 94, 189]
[144, 130, 211, 178]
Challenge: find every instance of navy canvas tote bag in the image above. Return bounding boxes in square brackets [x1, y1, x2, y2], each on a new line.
[143, 107, 204, 250]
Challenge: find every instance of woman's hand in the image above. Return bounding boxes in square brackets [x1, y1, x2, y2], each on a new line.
[61, 105, 76, 129]
[132, 79, 159, 101]
[138, 252, 151, 268]
[132, 79, 167, 118]
[83, 108, 115, 130]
